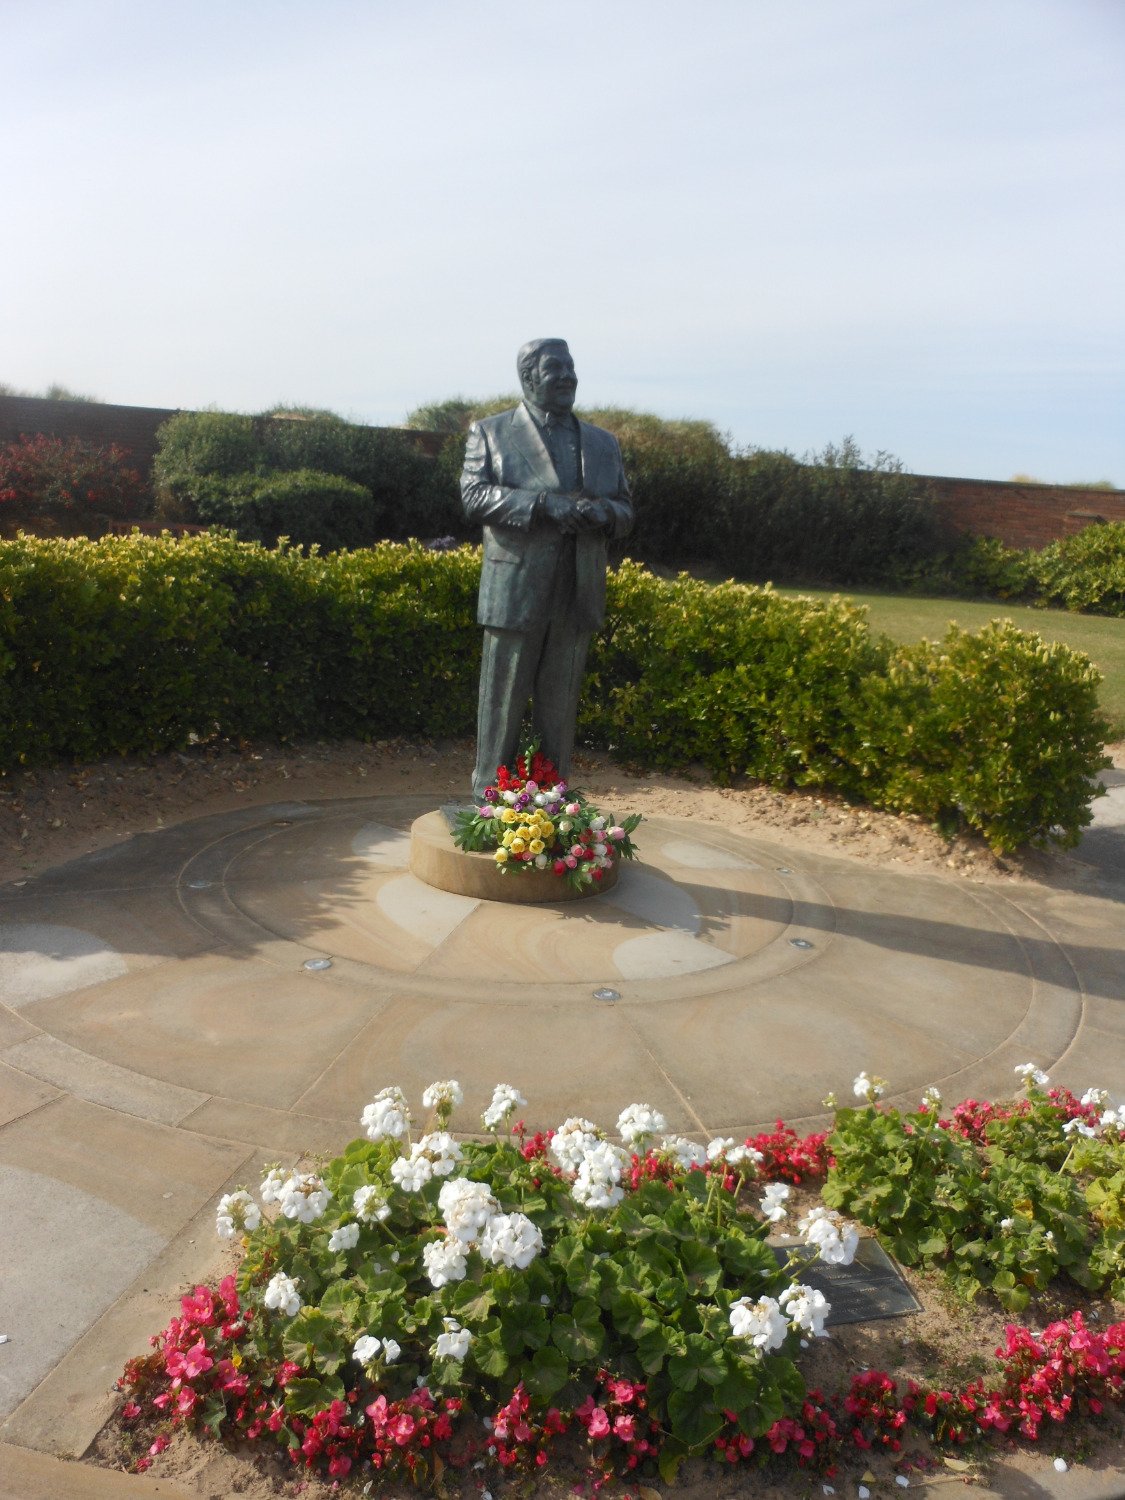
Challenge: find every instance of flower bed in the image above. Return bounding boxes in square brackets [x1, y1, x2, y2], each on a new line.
[111, 1073, 1124, 1493]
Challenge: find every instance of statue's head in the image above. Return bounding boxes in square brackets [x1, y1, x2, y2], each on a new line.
[517, 338, 577, 417]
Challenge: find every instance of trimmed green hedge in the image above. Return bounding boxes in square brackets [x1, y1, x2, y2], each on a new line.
[192, 469, 379, 551]
[0, 537, 1109, 851]
[153, 411, 462, 543]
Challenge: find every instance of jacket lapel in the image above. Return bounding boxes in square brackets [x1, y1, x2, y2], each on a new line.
[508, 404, 559, 490]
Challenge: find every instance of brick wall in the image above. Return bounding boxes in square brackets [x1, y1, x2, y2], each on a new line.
[918, 474, 1125, 551]
[0, 395, 443, 480]
[2, 396, 1120, 551]
[0, 395, 181, 479]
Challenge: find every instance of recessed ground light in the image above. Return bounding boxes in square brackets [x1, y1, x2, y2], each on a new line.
[186, 879, 213, 889]
[593, 988, 620, 1002]
[776, 866, 792, 874]
[303, 957, 333, 971]
[788, 938, 814, 950]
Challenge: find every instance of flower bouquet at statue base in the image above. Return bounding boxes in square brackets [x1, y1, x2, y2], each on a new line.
[451, 744, 641, 892]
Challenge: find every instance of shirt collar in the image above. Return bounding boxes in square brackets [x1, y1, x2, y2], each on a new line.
[523, 398, 577, 432]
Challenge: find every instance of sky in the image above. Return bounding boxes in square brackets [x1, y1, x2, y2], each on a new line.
[3, 0, 1123, 484]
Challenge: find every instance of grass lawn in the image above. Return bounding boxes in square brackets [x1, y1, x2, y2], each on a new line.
[775, 586, 1125, 740]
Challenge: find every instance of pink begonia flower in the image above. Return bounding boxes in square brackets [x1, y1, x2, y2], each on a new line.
[587, 1406, 611, 1438]
[613, 1413, 636, 1440]
[180, 1287, 214, 1324]
[388, 1412, 416, 1446]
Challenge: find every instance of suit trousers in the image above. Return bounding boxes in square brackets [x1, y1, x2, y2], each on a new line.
[471, 543, 592, 798]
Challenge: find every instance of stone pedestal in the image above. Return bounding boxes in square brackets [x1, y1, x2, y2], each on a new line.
[408, 811, 619, 903]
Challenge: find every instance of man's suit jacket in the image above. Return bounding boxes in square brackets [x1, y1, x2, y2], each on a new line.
[461, 404, 633, 632]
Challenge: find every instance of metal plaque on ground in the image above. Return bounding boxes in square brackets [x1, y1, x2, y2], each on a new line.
[772, 1236, 922, 1325]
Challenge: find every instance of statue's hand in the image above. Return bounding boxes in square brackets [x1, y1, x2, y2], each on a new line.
[576, 498, 613, 533]
[541, 492, 582, 533]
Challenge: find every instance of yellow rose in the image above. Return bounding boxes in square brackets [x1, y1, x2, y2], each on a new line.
[529, 839, 544, 855]
[494, 848, 509, 863]
[502, 809, 518, 824]
[510, 837, 527, 854]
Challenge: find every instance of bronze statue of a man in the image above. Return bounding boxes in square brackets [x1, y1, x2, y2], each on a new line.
[461, 339, 633, 799]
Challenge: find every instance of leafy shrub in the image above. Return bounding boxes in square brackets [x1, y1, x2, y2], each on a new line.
[152, 411, 261, 519]
[404, 395, 519, 433]
[192, 469, 379, 551]
[153, 410, 461, 543]
[258, 414, 461, 540]
[852, 620, 1109, 849]
[0, 434, 148, 532]
[1031, 522, 1125, 616]
[582, 409, 734, 566]
[719, 439, 945, 586]
[0, 539, 1108, 849]
[824, 1074, 1124, 1310]
[889, 534, 1037, 601]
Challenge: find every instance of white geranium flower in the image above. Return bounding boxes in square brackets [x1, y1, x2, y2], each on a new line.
[1062, 1117, 1096, 1138]
[617, 1102, 668, 1148]
[259, 1167, 288, 1205]
[216, 1189, 261, 1239]
[798, 1206, 860, 1266]
[422, 1080, 463, 1119]
[920, 1085, 942, 1111]
[549, 1117, 603, 1173]
[422, 1236, 469, 1288]
[572, 1140, 629, 1210]
[391, 1149, 434, 1193]
[433, 1317, 472, 1362]
[278, 1173, 330, 1224]
[1014, 1063, 1049, 1088]
[353, 1185, 391, 1224]
[780, 1283, 831, 1338]
[729, 1295, 787, 1352]
[361, 1086, 412, 1141]
[1081, 1087, 1108, 1108]
[999, 1217, 1016, 1231]
[661, 1135, 707, 1170]
[853, 1071, 887, 1102]
[478, 1212, 544, 1269]
[416, 1130, 463, 1176]
[759, 1182, 791, 1223]
[353, 1334, 382, 1364]
[328, 1222, 360, 1252]
[1100, 1105, 1125, 1132]
[382, 1337, 401, 1363]
[706, 1138, 762, 1169]
[438, 1177, 498, 1243]
[263, 1272, 301, 1317]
